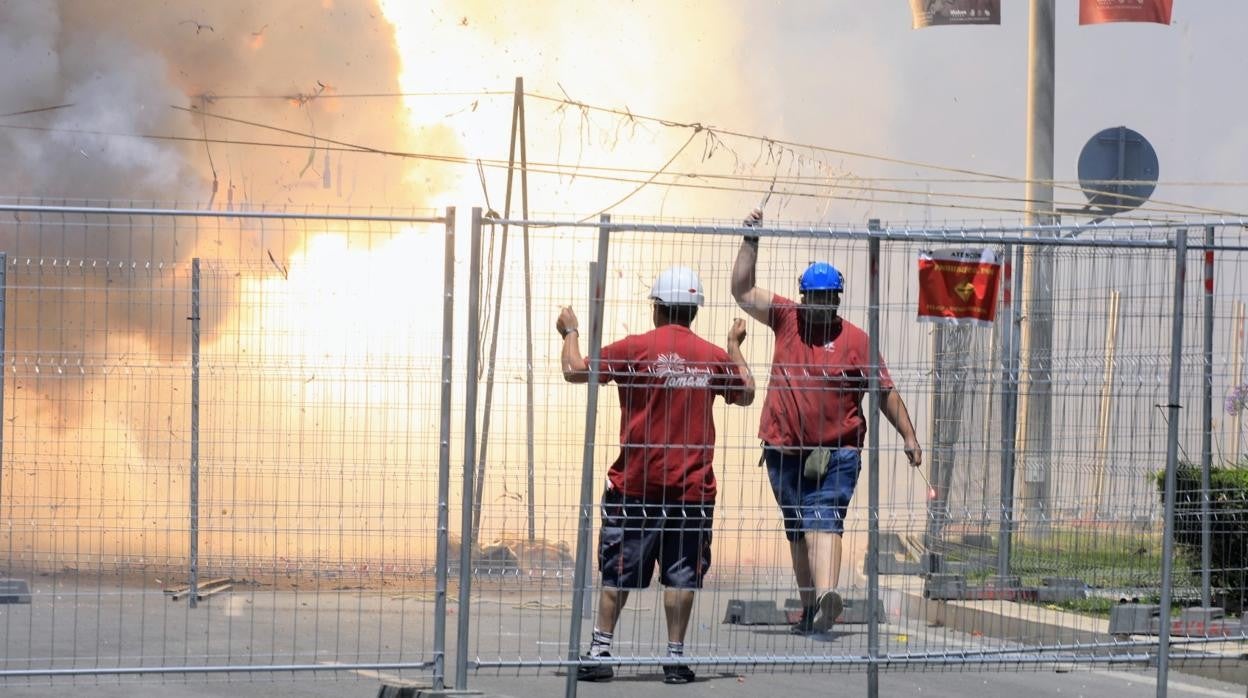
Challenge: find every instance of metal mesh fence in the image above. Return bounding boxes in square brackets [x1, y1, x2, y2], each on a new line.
[0, 206, 451, 684]
[0, 204, 1243, 696]
[463, 216, 1247, 693]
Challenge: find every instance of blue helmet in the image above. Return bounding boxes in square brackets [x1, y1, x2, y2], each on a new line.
[799, 262, 844, 293]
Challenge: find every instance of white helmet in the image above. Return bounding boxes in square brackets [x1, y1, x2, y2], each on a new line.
[649, 266, 704, 307]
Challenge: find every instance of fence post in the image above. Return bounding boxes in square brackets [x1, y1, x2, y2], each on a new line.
[432, 207, 456, 690]
[1200, 225, 1214, 609]
[455, 208, 484, 690]
[564, 216, 610, 698]
[997, 244, 1023, 579]
[1233, 302, 1246, 463]
[472, 211, 510, 551]
[866, 233, 881, 698]
[189, 257, 201, 609]
[1156, 227, 1188, 698]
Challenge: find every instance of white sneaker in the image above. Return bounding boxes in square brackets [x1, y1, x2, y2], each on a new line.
[812, 591, 844, 633]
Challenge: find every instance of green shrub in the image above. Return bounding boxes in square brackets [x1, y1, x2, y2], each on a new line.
[1155, 461, 1248, 613]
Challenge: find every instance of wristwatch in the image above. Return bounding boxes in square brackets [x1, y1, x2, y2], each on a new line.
[560, 327, 579, 338]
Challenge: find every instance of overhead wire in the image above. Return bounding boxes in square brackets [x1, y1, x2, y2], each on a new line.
[200, 90, 514, 101]
[167, 111, 1060, 218]
[1, 97, 1242, 220]
[199, 96, 220, 208]
[165, 107, 1218, 219]
[0, 103, 76, 118]
[519, 90, 1246, 219]
[4, 115, 1034, 216]
[576, 129, 700, 222]
[0, 118, 1217, 221]
[165, 89, 1248, 186]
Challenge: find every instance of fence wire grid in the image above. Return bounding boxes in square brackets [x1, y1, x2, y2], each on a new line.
[0, 203, 1243, 696]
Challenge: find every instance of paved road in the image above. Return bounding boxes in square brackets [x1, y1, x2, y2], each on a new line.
[1, 667, 1245, 698]
[0, 577, 1243, 697]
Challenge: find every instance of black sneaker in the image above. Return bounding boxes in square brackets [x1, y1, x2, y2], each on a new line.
[663, 663, 696, 684]
[789, 607, 816, 635]
[812, 591, 844, 633]
[576, 652, 614, 682]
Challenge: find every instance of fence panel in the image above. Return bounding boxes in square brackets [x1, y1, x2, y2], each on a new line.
[0, 206, 451, 686]
[0, 205, 1244, 694]
[464, 216, 1247, 692]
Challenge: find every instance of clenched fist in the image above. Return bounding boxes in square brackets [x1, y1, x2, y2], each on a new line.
[557, 307, 579, 338]
[743, 208, 762, 243]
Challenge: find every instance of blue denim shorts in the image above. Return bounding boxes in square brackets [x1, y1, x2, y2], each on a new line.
[763, 446, 861, 541]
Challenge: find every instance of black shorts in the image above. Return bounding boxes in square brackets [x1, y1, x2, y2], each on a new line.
[597, 488, 714, 590]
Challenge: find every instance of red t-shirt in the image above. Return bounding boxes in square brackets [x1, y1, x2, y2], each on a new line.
[597, 324, 746, 503]
[757, 294, 894, 449]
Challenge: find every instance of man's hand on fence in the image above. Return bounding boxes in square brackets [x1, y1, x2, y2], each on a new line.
[743, 208, 762, 244]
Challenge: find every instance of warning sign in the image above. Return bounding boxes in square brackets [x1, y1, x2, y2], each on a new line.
[916, 248, 1002, 326]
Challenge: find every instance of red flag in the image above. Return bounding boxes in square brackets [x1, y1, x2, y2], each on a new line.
[1080, 0, 1173, 25]
[910, 0, 1000, 28]
[916, 249, 1001, 326]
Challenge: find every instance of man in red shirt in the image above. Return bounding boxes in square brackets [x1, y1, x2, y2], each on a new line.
[558, 265, 755, 684]
[732, 209, 922, 635]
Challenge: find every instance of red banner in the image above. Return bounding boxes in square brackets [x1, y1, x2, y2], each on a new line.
[916, 249, 1001, 326]
[910, 0, 1000, 28]
[1080, 0, 1173, 25]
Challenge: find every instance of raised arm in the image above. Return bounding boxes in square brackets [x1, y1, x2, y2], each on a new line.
[732, 208, 773, 325]
[725, 318, 755, 406]
[880, 387, 922, 467]
[557, 306, 589, 383]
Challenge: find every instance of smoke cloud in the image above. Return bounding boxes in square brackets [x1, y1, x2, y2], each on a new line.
[0, 1, 455, 572]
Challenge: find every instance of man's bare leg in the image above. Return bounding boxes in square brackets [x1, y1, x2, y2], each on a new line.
[662, 589, 695, 643]
[807, 530, 843, 593]
[578, 587, 629, 681]
[789, 538, 815, 608]
[661, 588, 698, 683]
[595, 587, 629, 635]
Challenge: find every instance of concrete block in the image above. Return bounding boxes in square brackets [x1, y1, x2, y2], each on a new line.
[872, 533, 926, 576]
[1179, 607, 1225, 622]
[1037, 577, 1088, 603]
[839, 598, 885, 624]
[1170, 607, 1239, 637]
[0, 578, 31, 604]
[923, 574, 966, 600]
[1108, 603, 1159, 636]
[1109, 604, 1246, 638]
[876, 555, 923, 576]
[377, 684, 482, 698]
[970, 578, 1038, 602]
[722, 599, 790, 625]
[377, 684, 422, 698]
